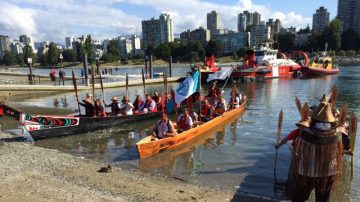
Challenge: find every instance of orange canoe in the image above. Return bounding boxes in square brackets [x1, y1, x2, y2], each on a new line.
[136, 98, 247, 159]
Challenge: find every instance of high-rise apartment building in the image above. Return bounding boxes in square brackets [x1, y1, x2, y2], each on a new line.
[250, 21, 271, 47]
[337, 0, 360, 33]
[142, 13, 174, 50]
[312, 6, 330, 32]
[238, 11, 261, 32]
[180, 27, 211, 48]
[19, 35, 35, 52]
[266, 19, 282, 34]
[65, 36, 75, 49]
[207, 10, 222, 37]
[0, 35, 10, 59]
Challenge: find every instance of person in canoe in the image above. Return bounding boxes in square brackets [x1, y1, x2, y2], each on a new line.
[214, 93, 227, 116]
[133, 95, 145, 113]
[151, 114, 177, 139]
[78, 94, 95, 117]
[105, 96, 120, 116]
[152, 90, 161, 110]
[292, 101, 343, 202]
[119, 96, 134, 115]
[228, 92, 240, 109]
[200, 99, 212, 122]
[94, 99, 106, 117]
[143, 94, 157, 113]
[176, 109, 194, 133]
[206, 82, 220, 98]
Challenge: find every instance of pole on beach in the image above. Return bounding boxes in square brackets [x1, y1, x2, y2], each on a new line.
[91, 65, 96, 116]
[72, 70, 81, 116]
[349, 112, 357, 179]
[142, 68, 146, 97]
[126, 73, 129, 98]
[169, 56, 172, 77]
[274, 109, 283, 182]
[96, 59, 106, 106]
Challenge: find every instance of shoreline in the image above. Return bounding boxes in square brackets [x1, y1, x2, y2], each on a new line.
[0, 132, 233, 202]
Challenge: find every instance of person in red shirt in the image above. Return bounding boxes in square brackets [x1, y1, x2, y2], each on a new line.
[49, 68, 56, 86]
[275, 119, 310, 150]
[200, 99, 212, 122]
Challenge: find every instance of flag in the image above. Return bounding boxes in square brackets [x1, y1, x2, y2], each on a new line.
[206, 67, 232, 82]
[175, 71, 199, 104]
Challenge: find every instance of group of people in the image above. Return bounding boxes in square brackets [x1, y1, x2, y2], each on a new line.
[49, 67, 66, 86]
[275, 94, 350, 202]
[78, 91, 165, 117]
[151, 82, 244, 140]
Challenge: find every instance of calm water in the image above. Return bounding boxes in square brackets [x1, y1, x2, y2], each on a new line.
[6, 66, 360, 200]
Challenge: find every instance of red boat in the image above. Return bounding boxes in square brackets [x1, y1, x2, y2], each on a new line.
[231, 46, 307, 80]
[301, 53, 339, 78]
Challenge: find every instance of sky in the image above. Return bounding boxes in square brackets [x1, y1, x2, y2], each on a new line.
[0, 0, 338, 43]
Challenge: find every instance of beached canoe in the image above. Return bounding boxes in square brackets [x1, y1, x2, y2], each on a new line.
[136, 97, 246, 159]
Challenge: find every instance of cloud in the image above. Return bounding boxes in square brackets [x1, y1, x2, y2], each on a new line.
[0, 0, 312, 43]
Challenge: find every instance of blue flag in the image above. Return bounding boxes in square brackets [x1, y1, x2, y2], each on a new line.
[175, 71, 199, 104]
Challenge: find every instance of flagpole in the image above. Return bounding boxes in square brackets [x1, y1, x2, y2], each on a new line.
[199, 69, 202, 121]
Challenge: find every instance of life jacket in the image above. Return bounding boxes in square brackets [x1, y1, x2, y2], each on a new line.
[145, 98, 157, 112]
[133, 100, 143, 111]
[178, 114, 191, 130]
[201, 104, 211, 116]
[155, 120, 171, 139]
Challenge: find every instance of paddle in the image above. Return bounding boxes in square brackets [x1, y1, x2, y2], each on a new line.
[339, 103, 348, 126]
[161, 92, 165, 137]
[126, 73, 129, 97]
[72, 70, 81, 116]
[295, 97, 302, 116]
[142, 68, 146, 96]
[331, 85, 338, 109]
[91, 66, 97, 116]
[98, 67, 106, 106]
[349, 112, 358, 179]
[274, 109, 283, 182]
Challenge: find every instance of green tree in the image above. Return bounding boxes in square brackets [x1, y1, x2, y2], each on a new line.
[277, 33, 296, 52]
[323, 19, 342, 51]
[62, 49, 76, 62]
[336, 50, 346, 56]
[16, 53, 25, 66]
[206, 40, 222, 58]
[47, 42, 60, 66]
[237, 47, 247, 58]
[341, 29, 360, 50]
[346, 50, 356, 57]
[23, 45, 36, 64]
[2, 51, 17, 66]
[102, 40, 120, 62]
[194, 41, 205, 59]
[156, 43, 171, 59]
[83, 34, 94, 64]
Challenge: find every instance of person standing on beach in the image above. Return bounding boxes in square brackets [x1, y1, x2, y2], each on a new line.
[49, 68, 56, 86]
[59, 67, 65, 86]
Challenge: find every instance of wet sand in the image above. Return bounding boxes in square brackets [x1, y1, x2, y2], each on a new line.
[0, 133, 232, 202]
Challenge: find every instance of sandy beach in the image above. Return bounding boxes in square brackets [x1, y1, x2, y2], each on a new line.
[0, 133, 233, 202]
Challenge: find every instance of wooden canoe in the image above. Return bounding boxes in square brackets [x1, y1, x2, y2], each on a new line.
[136, 98, 246, 159]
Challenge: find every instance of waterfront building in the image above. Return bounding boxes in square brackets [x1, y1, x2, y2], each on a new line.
[119, 38, 133, 57]
[37, 41, 50, 55]
[142, 13, 174, 50]
[213, 32, 249, 55]
[253, 12, 261, 26]
[131, 35, 142, 57]
[312, 6, 330, 32]
[207, 10, 222, 38]
[102, 39, 110, 54]
[337, 0, 360, 33]
[65, 36, 75, 49]
[180, 30, 191, 41]
[19, 35, 35, 52]
[180, 27, 211, 48]
[250, 21, 271, 47]
[10, 40, 25, 55]
[0, 35, 10, 59]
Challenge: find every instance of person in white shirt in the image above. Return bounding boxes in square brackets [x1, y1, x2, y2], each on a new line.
[214, 94, 227, 115]
[119, 96, 134, 115]
[228, 92, 240, 109]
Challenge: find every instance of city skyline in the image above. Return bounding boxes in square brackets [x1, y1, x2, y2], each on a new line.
[1, 0, 337, 43]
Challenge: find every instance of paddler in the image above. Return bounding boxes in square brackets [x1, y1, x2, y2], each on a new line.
[151, 114, 177, 139]
[78, 94, 95, 117]
[292, 101, 343, 202]
[176, 109, 193, 133]
[228, 92, 240, 109]
[132, 95, 145, 113]
[94, 99, 106, 117]
[119, 96, 134, 115]
[214, 93, 227, 116]
[143, 94, 157, 113]
[200, 99, 212, 122]
[206, 81, 220, 98]
[105, 96, 120, 116]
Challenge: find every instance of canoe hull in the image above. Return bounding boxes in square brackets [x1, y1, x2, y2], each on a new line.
[136, 100, 246, 159]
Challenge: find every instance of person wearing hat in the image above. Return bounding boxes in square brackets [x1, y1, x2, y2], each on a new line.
[292, 102, 343, 202]
[206, 81, 220, 98]
[78, 95, 95, 117]
[213, 93, 227, 116]
[119, 96, 134, 115]
[105, 96, 120, 116]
